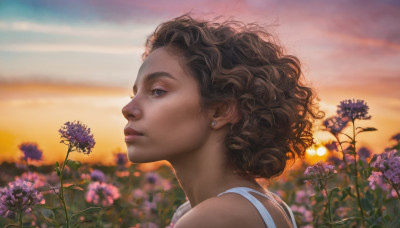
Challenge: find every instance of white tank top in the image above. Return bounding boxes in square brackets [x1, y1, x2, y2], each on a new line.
[218, 187, 297, 228]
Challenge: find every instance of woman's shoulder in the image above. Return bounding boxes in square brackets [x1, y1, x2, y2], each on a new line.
[174, 193, 263, 228]
[174, 190, 293, 228]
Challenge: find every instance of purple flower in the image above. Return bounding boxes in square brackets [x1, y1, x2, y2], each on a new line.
[392, 133, 400, 143]
[91, 169, 106, 182]
[327, 156, 342, 167]
[337, 99, 371, 120]
[116, 153, 128, 167]
[18, 143, 43, 161]
[323, 116, 349, 135]
[304, 162, 337, 189]
[0, 179, 45, 217]
[85, 181, 120, 206]
[324, 141, 338, 152]
[368, 171, 390, 191]
[370, 149, 400, 186]
[145, 172, 160, 185]
[358, 147, 371, 161]
[143, 200, 157, 214]
[59, 121, 95, 154]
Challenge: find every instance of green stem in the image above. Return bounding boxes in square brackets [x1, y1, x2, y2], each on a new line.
[352, 119, 365, 227]
[25, 159, 29, 172]
[385, 177, 400, 200]
[335, 135, 347, 168]
[323, 187, 333, 228]
[60, 147, 72, 228]
[96, 209, 104, 227]
[19, 212, 23, 228]
[394, 187, 400, 200]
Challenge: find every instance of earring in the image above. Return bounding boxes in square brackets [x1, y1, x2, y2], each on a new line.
[211, 121, 217, 127]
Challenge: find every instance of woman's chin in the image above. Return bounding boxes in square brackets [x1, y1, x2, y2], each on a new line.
[127, 151, 156, 164]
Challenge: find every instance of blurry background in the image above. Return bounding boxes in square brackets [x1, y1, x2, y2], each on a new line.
[1, 0, 399, 165]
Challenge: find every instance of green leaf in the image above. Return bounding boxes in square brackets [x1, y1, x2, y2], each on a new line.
[66, 159, 82, 170]
[70, 207, 102, 220]
[329, 217, 363, 225]
[369, 225, 384, 228]
[54, 167, 61, 176]
[361, 197, 373, 211]
[340, 189, 348, 200]
[64, 184, 84, 191]
[357, 127, 377, 134]
[40, 208, 57, 224]
[343, 186, 356, 198]
[41, 208, 55, 218]
[56, 161, 59, 168]
[329, 187, 340, 193]
[340, 132, 353, 140]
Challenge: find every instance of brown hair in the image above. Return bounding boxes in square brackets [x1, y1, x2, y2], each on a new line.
[143, 14, 324, 179]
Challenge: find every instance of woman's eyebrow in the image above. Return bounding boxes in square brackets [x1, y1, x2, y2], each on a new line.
[133, 71, 177, 94]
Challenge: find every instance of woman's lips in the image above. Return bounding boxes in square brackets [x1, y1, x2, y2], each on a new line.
[124, 127, 144, 142]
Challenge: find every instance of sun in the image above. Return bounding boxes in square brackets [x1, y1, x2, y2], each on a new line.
[306, 144, 328, 163]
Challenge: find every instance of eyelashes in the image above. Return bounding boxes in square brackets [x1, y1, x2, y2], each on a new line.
[151, 88, 166, 97]
[129, 88, 166, 99]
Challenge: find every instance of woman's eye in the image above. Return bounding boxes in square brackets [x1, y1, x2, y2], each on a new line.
[151, 89, 166, 97]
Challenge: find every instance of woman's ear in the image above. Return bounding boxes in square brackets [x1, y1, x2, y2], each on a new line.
[209, 101, 239, 129]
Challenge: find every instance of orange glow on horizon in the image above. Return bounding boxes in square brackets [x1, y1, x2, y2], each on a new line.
[0, 82, 131, 165]
[1, 82, 399, 166]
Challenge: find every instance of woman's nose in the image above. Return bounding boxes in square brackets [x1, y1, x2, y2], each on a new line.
[122, 98, 142, 120]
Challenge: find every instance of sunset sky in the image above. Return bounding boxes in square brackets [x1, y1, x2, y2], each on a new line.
[1, 0, 399, 165]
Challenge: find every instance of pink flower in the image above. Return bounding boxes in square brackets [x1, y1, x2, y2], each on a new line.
[15, 172, 46, 189]
[85, 181, 120, 206]
[336, 207, 351, 219]
[290, 205, 313, 223]
[367, 171, 389, 190]
[80, 173, 91, 181]
[295, 190, 310, 204]
[132, 189, 147, 201]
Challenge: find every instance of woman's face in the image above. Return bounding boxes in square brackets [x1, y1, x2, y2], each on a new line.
[122, 47, 212, 163]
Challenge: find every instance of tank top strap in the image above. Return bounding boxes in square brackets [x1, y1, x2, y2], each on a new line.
[218, 187, 277, 228]
[218, 187, 297, 228]
[245, 188, 297, 227]
[268, 191, 297, 227]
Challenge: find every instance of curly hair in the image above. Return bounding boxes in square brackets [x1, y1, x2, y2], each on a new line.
[143, 15, 324, 179]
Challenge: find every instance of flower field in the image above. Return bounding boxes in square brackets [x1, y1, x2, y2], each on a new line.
[1, 99, 400, 228]
[0, 159, 186, 227]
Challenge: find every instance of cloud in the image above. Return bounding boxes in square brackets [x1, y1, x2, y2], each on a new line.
[0, 20, 153, 38]
[0, 43, 144, 54]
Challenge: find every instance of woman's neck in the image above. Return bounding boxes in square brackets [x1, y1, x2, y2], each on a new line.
[169, 132, 262, 207]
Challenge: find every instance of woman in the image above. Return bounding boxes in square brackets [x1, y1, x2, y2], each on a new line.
[122, 14, 322, 228]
